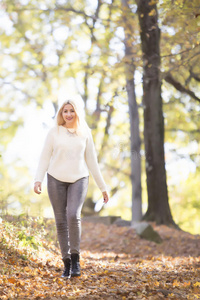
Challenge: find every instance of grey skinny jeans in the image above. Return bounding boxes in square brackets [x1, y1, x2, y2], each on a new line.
[47, 173, 89, 260]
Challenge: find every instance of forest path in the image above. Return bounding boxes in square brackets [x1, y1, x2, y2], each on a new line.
[0, 218, 199, 299]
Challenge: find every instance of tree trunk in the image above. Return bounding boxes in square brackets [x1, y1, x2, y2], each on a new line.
[126, 70, 143, 222]
[136, 0, 176, 225]
[122, 0, 142, 222]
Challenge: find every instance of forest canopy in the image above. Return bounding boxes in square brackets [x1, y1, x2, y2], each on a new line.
[0, 0, 200, 234]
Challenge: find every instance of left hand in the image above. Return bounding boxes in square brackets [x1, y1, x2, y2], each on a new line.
[102, 191, 109, 204]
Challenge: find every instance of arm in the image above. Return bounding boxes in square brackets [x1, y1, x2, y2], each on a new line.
[34, 128, 54, 193]
[85, 130, 108, 193]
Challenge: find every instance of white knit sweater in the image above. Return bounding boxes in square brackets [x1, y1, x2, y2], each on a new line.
[34, 125, 108, 192]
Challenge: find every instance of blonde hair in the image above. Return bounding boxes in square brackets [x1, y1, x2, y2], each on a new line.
[56, 99, 91, 137]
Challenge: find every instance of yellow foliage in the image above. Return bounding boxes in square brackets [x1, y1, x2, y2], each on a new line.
[148, 9, 156, 16]
[194, 282, 200, 287]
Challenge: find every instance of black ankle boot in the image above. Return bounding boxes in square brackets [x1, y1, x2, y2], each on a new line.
[61, 258, 71, 278]
[71, 253, 81, 277]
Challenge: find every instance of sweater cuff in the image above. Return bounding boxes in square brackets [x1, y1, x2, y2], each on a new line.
[99, 184, 109, 193]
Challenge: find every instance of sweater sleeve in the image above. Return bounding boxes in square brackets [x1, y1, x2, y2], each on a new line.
[85, 130, 108, 193]
[34, 128, 54, 183]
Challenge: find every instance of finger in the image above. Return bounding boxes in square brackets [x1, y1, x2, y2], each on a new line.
[103, 196, 108, 203]
[34, 186, 41, 194]
[35, 189, 40, 194]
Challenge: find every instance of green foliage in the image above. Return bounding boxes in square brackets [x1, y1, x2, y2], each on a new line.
[17, 231, 41, 249]
[169, 172, 200, 234]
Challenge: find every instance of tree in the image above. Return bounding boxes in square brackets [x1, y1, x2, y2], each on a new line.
[122, 0, 142, 222]
[136, 0, 176, 225]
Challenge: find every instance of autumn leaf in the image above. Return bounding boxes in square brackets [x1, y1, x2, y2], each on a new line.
[148, 9, 156, 16]
[0, 217, 200, 299]
[7, 278, 16, 284]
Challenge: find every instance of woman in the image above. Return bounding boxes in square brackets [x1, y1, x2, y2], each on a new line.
[34, 100, 109, 279]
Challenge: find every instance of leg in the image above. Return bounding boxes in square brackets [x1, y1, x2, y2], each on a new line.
[67, 176, 89, 254]
[67, 176, 89, 277]
[47, 173, 71, 260]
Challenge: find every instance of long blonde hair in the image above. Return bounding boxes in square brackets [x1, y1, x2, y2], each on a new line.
[56, 99, 91, 137]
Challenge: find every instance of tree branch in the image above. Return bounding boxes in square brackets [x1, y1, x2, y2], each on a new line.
[1, 81, 36, 102]
[165, 128, 199, 134]
[161, 45, 199, 58]
[164, 73, 200, 103]
[14, 6, 94, 21]
[190, 70, 200, 82]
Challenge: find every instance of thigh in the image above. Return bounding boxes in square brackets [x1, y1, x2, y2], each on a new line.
[47, 173, 68, 214]
[67, 176, 89, 216]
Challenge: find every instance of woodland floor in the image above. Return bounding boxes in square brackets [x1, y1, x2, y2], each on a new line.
[0, 216, 200, 300]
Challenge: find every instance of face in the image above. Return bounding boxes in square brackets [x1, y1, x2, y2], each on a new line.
[62, 104, 76, 127]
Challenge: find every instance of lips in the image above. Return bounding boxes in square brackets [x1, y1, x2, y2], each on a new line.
[66, 118, 73, 120]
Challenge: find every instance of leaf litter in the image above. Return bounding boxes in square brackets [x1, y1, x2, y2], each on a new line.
[0, 216, 199, 299]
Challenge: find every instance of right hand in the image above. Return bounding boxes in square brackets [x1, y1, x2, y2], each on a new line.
[34, 182, 42, 194]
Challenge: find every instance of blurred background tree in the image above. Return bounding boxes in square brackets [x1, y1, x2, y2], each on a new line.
[0, 0, 199, 234]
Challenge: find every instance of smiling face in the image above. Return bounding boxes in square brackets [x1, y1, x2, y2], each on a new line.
[62, 103, 77, 128]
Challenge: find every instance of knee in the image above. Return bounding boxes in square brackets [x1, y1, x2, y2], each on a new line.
[55, 220, 67, 233]
[54, 213, 67, 226]
[68, 213, 80, 224]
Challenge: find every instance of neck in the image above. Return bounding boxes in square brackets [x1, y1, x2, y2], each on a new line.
[63, 124, 75, 129]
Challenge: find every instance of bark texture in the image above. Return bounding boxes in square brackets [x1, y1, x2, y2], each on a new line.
[126, 72, 143, 222]
[122, 0, 142, 221]
[137, 0, 176, 225]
